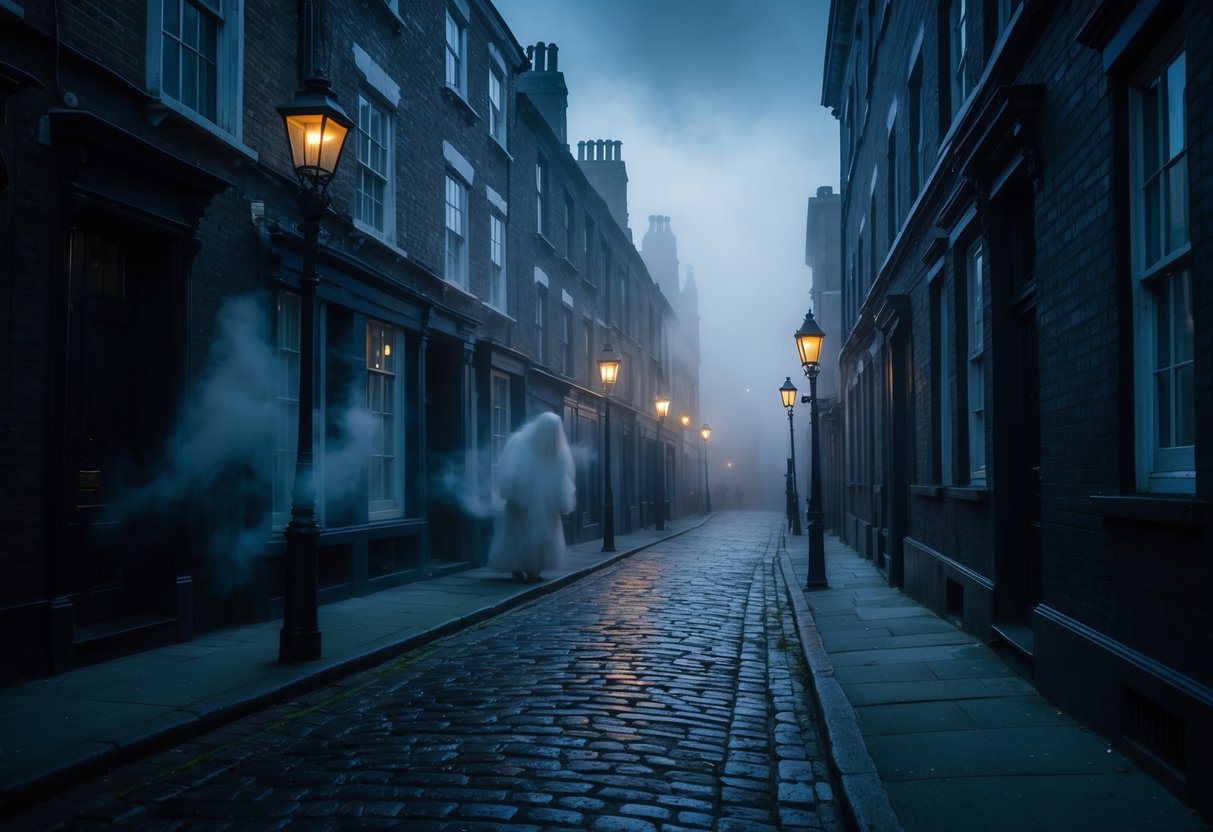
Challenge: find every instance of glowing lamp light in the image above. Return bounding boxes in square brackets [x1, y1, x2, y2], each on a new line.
[278, 77, 353, 193]
[598, 342, 621, 391]
[795, 309, 826, 373]
[654, 394, 671, 422]
[680, 414, 691, 428]
[780, 376, 798, 409]
[700, 424, 711, 443]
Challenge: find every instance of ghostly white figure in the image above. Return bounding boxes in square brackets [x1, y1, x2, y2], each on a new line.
[487, 411, 576, 581]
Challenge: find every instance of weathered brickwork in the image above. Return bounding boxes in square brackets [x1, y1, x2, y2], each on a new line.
[824, 0, 1211, 817]
[0, 0, 697, 680]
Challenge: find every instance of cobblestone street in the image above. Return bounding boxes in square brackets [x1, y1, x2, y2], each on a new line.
[8, 512, 842, 831]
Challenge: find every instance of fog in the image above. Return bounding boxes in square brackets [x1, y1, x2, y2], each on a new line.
[497, 0, 840, 510]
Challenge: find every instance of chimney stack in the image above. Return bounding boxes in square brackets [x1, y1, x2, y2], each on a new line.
[577, 137, 630, 235]
[517, 41, 569, 145]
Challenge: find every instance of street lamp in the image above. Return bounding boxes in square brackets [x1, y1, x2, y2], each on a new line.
[598, 342, 621, 551]
[277, 74, 352, 663]
[654, 393, 670, 531]
[795, 309, 828, 589]
[700, 423, 713, 513]
[780, 377, 803, 536]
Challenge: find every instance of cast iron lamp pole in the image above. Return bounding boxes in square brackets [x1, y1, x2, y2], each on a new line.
[680, 414, 692, 513]
[795, 309, 828, 589]
[700, 424, 712, 513]
[277, 74, 352, 662]
[654, 393, 670, 531]
[780, 377, 803, 536]
[598, 343, 621, 552]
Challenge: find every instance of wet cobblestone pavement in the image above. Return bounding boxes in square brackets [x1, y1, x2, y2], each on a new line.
[8, 512, 842, 831]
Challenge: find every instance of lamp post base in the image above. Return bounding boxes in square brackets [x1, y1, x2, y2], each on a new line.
[805, 514, 828, 589]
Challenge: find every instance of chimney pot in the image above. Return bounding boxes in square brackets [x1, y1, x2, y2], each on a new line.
[817, 185, 834, 197]
[535, 41, 547, 71]
[548, 43, 559, 71]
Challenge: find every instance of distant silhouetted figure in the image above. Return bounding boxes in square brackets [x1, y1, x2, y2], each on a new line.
[488, 412, 576, 581]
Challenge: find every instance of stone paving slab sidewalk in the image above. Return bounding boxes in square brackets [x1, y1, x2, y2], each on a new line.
[0, 516, 707, 818]
[780, 531, 1209, 832]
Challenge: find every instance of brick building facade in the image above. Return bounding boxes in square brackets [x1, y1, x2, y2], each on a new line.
[0, 0, 699, 680]
[822, 0, 1210, 817]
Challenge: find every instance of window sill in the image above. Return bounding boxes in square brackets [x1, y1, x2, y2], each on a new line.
[559, 257, 579, 274]
[1089, 494, 1206, 526]
[351, 222, 409, 261]
[442, 86, 480, 125]
[946, 486, 988, 503]
[910, 484, 943, 499]
[146, 96, 258, 164]
[488, 134, 512, 160]
[481, 301, 514, 322]
[534, 232, 556, 253]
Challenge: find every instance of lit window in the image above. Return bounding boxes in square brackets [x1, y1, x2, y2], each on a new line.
[1130, 42, 1192, 492]
[445, 173, 468, 289]
[489, 213, 506, 311]
[367, 320, 402, 520]
[356, 92, 391, 238]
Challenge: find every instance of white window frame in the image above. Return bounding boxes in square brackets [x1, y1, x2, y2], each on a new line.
[965, 240, 986, 484]
[445, 172, 469, 290]
[489, 212, 507, 312]
[490, 370, 511, 501]
[935, 274, 953, 486]
[354, 90, 393, 241]
[445, 7, 468, 98]
[488, 58, 507, 147]
[274, 290, 301, 528]
[536, 158, 548, 236]
[1129, 38, 1193, 493]
[146, 0, 245, 142]
[367, 320, 403, 521]
[948, 0, 968, 120]
[535, 282, 548, 364]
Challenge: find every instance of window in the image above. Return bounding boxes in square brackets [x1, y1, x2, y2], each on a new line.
[564, 193, 575, 258]
[947, 0, 968, 120]
[535, 283, 548, 364]
[490, 371, 510, 499]
[584, 214, 595, 277]
[445, 174, 468, 289]
[561, 304, 574, 377]
[583, 319, 593, 384]
[150, 0, 242, 137]
[445, 9, 467, 97]
[1130, 41, 1192, 492]
[489, 213, 506, 311]
[933, 275, 953, 485]
[909, 58, 926, 195]
[488, 62, 506, 145]
[964, 241, 986, 483]
[886, 125, 899, 243]
[274, 290, 300, 526]
[535, 158, 548, 236]
[367, 321, 402, 519]
[355, 92, 392, 238]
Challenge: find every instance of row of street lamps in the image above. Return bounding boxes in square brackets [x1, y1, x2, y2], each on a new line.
[595, 342, 712, 552]
[272, 69, 827, 661]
